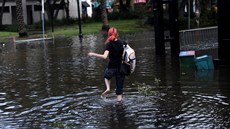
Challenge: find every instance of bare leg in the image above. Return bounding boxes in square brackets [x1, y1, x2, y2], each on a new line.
[101, 78, 110, 97]
[117, 95, 123, 102]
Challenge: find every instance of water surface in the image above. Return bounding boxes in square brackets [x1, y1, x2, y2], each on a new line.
[0, 32, 230, 129]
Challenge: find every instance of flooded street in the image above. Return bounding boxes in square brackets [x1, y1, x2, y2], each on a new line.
[0, 32, 230, 129]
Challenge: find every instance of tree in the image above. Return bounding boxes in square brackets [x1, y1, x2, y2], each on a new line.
[15, 0, 28, 37]
[45, 0, 70, 22]
[100, 0, 109, 31]
[119, 0, 131, 12]
[0, 0, 6, 26]
[178, 0, 187, 17]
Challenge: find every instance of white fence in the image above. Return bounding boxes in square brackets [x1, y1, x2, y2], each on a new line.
[179, 26, 218, 50]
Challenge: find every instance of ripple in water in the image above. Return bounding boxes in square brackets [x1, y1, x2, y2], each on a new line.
[0, 33, 230, 128]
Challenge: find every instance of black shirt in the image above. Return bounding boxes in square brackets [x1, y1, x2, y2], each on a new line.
[105, 39, 124, 68]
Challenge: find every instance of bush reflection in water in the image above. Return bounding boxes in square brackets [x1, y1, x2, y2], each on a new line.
[0, 33, 230, 128]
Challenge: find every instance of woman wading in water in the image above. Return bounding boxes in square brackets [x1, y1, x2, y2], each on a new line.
[88, 27, 125, 102]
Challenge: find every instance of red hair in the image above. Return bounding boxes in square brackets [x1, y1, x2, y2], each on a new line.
[105, 27, 118, 43]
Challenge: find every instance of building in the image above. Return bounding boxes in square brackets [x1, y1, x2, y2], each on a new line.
[0, 0, 92, 25]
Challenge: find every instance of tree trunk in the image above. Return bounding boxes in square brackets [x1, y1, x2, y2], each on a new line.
[100, 0, 109, 31]
[45, 0, 52, 22]
[0, 0, 6, 25]
[65, 0, 70, 20]
[15, 0, 28, 37]
[194, 0, 201, 28]
[130, 0, 134, 12]
[178, 0, 187, 17]
[125, 0, 131, 11]
[54, 0, 65, 19]
[119, 0, 126, 12]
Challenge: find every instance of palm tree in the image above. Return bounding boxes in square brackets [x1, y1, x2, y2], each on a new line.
[15, 0, 28, 37]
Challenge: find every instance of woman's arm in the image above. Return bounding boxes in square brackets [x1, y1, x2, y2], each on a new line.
[88, 50, 109, 59]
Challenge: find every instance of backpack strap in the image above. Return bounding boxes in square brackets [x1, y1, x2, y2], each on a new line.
[128, 51, 136, 61]
[122, 51, 127, 61]
[122, 41, 128, 47]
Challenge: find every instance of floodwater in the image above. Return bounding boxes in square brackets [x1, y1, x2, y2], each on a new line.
[0, 32, 230, 129]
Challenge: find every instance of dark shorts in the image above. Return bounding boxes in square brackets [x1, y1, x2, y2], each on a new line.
[104, 68, 125, 95]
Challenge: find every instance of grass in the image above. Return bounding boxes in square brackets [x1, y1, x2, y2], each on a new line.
[50, 19, 152, 36]
[0, 19, 153, 38]
[0, 31, 17, 37]
[134, 77, 161, 96]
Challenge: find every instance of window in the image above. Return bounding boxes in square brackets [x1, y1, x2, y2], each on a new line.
[34, 5, 42, 11]
[0, 6, 10, 13]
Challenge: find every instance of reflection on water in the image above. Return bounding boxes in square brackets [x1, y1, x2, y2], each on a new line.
[0, 32, 230, 128]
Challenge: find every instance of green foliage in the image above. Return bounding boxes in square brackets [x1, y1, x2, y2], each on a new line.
[28, 22, 42, 30]
[108, 11, 138, 20]
[53, 119, 74, 129]
[0, 25, 18, 32]
[199, 9, 217, 27]
[134, 5, 147, 19]
[133, 4, 153, 26]
[179, 9, 217, 30]
[133, 78, 161, 96]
